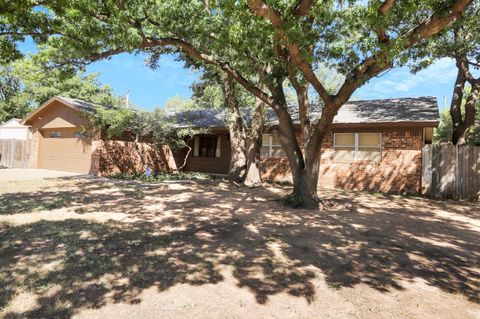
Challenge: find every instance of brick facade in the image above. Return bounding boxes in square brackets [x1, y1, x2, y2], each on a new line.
[92, 139, 176, 176]
[261, 128, 424, 194]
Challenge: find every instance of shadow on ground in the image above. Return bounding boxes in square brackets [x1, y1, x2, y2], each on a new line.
[0, 177, 479, 318]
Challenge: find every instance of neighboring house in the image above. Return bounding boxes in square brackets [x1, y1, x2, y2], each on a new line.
[22, 96, 175, 174]
[0, 118, 31, 140]
[0, 118, 32, 168]
[172, 96, 439, 194]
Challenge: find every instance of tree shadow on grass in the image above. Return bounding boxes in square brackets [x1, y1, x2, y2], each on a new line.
[0, 178, 479, 318]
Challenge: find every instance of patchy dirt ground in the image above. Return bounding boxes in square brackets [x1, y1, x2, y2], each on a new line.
[0, 173, 479, 319]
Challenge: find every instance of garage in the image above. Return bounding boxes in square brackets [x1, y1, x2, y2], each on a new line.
[22, 96, 174, 176]
[39, 128, 92, 173]
[22, 96, 96, 174]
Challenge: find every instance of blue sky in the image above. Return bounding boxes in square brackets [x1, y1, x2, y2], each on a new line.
[19, 38, 457, 111]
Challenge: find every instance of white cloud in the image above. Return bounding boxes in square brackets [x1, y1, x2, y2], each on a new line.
[366, 58, 457, 95]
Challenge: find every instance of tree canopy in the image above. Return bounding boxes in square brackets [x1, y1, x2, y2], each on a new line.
[0, 53, 120, 122]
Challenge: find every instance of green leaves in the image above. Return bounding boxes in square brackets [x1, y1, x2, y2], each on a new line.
[0, 52, 120, 122]
[91, 103, 207, 151]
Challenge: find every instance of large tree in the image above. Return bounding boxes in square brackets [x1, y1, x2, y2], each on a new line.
[0, 0, 471, 208]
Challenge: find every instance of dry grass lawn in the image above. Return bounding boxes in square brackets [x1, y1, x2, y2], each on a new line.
[0, 175, 479, 318]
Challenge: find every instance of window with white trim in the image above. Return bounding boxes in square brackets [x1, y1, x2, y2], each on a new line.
[334, 133, 381, 161]
[261, 133, 286, 158]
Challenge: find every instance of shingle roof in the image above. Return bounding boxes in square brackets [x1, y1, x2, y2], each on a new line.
[172, 96, 439, 128]
[22, 96, 115, 125]
[56, 96, 111, 113]
[331, 96, 439, 124]
[25, 95, 439, 128]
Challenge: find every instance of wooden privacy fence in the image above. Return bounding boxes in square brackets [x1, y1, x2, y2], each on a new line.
[422, 145, 480, 200]
[0, 139, 30, 168]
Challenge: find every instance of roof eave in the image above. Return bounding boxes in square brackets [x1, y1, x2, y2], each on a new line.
[330, 121, 440, 128]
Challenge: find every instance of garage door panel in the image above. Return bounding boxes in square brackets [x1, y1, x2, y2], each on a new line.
[40, 128, 92, 173]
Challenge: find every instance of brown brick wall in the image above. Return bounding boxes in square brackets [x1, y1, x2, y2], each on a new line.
[261, 128, 424, 194]
[92, 139, 175, 176]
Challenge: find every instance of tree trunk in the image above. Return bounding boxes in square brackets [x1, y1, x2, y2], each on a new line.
[451, 59, 467, 145]
[244, 96, 265, 187]
[453, 81, 480, 144]
[267, 81, 323, 209]
[291, 146, 322, 209]
[450, 55, 480, 145]
[222, 74, 247, 182]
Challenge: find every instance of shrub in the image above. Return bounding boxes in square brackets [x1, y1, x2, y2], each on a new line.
[108, 171, 210, 183]
[282, 193, 304, 208]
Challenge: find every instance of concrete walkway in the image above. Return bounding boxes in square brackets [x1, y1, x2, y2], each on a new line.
[0, 168, 84, 182]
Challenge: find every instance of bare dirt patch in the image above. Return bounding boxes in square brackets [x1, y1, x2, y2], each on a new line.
[0, 176, 479, 318]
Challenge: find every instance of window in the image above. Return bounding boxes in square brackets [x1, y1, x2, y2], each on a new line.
[261, 133, 286, 158]
[48, 131, 62, 138]
[193, 136, 221, 158]
[334, 133, 381, 161]
[424, 127, 433, 144]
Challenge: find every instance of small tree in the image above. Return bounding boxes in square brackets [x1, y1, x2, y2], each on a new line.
[91, 105, 207, 172]
[433, 108, 453, 145]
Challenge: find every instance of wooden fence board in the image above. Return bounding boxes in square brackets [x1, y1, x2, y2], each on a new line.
[0, 139, 29, 168]
[422, 145, 480, 200]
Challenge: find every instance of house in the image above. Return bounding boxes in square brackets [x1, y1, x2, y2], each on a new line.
[0, 118, 31, 140]
[22, 95, 438, 195]
[22, 96, 175, 174]
[172, 96, 439, 194]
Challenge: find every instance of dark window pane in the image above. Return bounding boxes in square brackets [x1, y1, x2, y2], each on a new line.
[197, 136, 218, 158]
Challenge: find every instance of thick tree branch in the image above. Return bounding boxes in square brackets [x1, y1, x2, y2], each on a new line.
[250, 0, 471, 110]
[89, 36, 274, 109]
[378, 0, 395, 15]
[152, 38, 273, 107]
[334, 0, 472, 107]
[293, 0, 317, 16]
[451, 58, 467, 130]
[402, 0, 471, 49]
[374, 0, 395, 44]
[248, 0, 283, 27]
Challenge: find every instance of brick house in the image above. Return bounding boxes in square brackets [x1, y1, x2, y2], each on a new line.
[173, 97, 438, 194]
[22, 95, 438, 195]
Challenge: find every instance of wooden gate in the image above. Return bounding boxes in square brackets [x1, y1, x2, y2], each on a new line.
[0, 139, 30, 168]
[422, 145, 480, 200]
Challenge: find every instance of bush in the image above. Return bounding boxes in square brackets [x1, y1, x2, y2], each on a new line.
[282, 193, 304, 208]
[108, 171, 210, 183]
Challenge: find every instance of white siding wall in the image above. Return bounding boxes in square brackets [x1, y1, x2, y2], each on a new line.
[0, 128, 31, 140]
